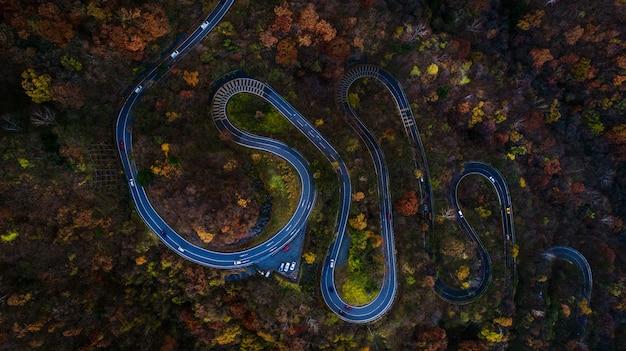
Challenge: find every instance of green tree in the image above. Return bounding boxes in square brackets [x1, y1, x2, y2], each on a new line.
[137, 168, 155, 186]
[582, 109, 604, 136]
[60, 55, 82, 71]
[546, 99, 561, 123]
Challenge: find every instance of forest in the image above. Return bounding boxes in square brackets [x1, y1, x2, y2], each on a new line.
[1, 0, 626, 350]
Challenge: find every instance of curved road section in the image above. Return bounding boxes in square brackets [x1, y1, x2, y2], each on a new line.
[544, 246, 592, 339]
[116, 0, 313, 269]
[325, 64, 417, 323]
[211, 73, 353, 283]
[435, 162, 516, 303]
[333, 65, 516, 307]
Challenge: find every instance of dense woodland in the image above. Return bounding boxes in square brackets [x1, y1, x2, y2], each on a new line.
[1, 0, 626, 349]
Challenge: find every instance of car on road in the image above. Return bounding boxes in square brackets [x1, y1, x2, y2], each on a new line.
[423, 204, 429, 213]
[329, 259, 334, 268]
[284, 262, 291, 271]
[134, 85, 143, 93]
[488, 176, 495, 183]
[345, 305, 352, 310]
[129, 178, 135, 187]
[506, 207, 511, 214]
[160, 229, 165, 235]
[119, 141, 125, 150]
[234, 260, 242, 265]
[458, 210, 463, 218]
[200, 20, 210, 29]
[290, 261, 296, 271]
[281, 244, 290, 252]
[170, 50, 180, 58]
[387, 213, 391, 220]
[177, 246, 185, 253]
[279, 262, 285, 271]
[339, 310, 345, 315]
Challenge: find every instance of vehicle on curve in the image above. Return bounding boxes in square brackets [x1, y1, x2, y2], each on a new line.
[177, 246, 185, 253]
[458, 210, 463, 218]
[129, 179, 135, 187]
[234, 260, 242, 265]
[506, 207, 511, 214]
[489, 176, 495, 183]
[345, 305, 352, 310]
[119, 141, 125, 150]
[329, 259, 335, 268]
[170, 50, 180, 58]
[290, 261, 296, 271]
[281, 244, 290, 252]
[134, 85, 143, 94]
[200, 20, 210, 29]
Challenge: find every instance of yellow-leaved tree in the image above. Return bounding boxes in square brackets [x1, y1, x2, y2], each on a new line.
[349, 213, 367, 230]
[456, 265, 470, 281]
[183, 70, 199, 87]
[302, 252, 316, 264]
[479, 327, 503, 343]
[21, 68, 53, 103]
[493, 317, 513, 327]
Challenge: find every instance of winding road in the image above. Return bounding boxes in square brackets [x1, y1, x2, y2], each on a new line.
[544, 246, 592, 339]
[434, 162, 516, 303]
[115, 0, 302, 269]
[115, 0, 593, 328]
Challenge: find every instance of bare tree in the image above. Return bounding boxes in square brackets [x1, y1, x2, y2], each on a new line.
[466, 19, 483, 36]
[405, 22, 430, 41]
[30, 106, 56, 126]
[600, 215, 614, 227]
[306, 316, 319, 334]
[2, 115, 21, 131]
[511, 118, 526, 130]
[439, 207, 457, 220]
[599, 169, 615, 189]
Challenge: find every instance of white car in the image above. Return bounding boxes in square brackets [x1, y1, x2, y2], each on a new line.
[265, 271, 271, 277]
[283, 262, 291, 271]
[200, 20, 209, 29]
[279, 262, 285, 271]
[330, 259, 335, 268]
[177, 246, 185, 253]
[458, 210, 463, 218]
[134, 85, 143, 94]
[129, 178, 135, 187]
[488, 176, 495, 183]
[234, 260, 242, 265]
[170, 50, 180, 58]
[290, 262, 296, 271]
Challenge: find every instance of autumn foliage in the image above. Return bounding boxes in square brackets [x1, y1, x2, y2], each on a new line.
[396, 190, 419, 216]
